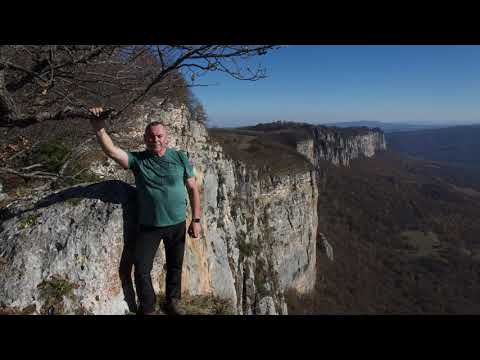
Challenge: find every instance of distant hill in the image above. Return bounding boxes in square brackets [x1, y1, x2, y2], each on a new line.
[238, 120, 381, 137]
[386, 124, 480, 169]
[213, 121, 480, 314]
[287, 149, 480, 314]
[323, 121, 447, 133]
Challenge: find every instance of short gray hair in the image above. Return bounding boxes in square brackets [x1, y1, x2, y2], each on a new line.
[145, 121, 166, 134]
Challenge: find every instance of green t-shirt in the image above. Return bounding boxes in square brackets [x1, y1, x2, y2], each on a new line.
[127, 148, 195, 227]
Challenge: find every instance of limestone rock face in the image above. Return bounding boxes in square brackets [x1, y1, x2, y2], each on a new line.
[311, 126, 386, 166]
[0, 98, 386, 315]
[0, 181, 138, 314]
[296, 139, 315, 164]
[318, 233, 334, 262]
[0, 99, 318, 315]
[0, 182, 7, 202]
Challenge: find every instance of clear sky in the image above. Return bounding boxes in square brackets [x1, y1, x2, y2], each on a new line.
[191, 45, 480, 128]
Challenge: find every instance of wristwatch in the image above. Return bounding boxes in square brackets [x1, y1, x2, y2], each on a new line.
[193, 218, 201, 223]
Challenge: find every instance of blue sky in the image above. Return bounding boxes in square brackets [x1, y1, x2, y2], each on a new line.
[191, 45, 480, 128]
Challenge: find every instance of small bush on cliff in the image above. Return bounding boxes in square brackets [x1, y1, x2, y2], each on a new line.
[238, 232, 256, 259]
[156, 293, 235, 315]
[17, 212, 40, 230]
[37, 275, 79, 315]
[31, 141, 71, 173]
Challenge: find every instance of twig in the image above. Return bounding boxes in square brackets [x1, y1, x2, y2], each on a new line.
[6, 140, 41, 162]
[32, 183, 51, 192]
[71, 167, 89, 178]
[0, 107, 114, 129]
[20, 163, 44, 171]
[7, 149, 27, 161]
[0, 167, 58, 180]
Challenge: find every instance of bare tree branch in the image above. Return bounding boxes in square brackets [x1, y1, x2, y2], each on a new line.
[0, 166, 58, 180]
[0, 45, 280, 128]
[1, 107, 114, 128]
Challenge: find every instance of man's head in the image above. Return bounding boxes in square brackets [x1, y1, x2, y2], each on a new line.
[144, 121, 168, 154]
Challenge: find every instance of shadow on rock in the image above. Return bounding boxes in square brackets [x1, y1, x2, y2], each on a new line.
[4, 180, 140, 313]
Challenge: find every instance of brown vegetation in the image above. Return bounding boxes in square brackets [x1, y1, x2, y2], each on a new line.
[208, 127, 314, 177]
[288, 149, 480, 314]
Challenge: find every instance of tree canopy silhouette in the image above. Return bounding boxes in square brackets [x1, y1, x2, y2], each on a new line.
[0, 45, 278, 128]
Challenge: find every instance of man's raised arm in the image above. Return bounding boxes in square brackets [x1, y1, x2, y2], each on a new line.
[89, 107, 129, 170]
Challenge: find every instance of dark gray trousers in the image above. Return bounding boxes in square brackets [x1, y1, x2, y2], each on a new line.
[134, 221, 186, 314]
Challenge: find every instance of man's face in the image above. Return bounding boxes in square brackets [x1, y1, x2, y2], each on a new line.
[144, 124, 168, 153]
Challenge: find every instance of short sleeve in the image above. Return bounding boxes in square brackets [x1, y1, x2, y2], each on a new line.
[178, 151, 195, 180]
[127, 151, 138, 170]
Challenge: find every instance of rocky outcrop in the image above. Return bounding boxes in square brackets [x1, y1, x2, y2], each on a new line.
[0, 182, 7, 202]
[296, 138, 315, 165]
[0, 181, 138, 315]
[122, 99, 319, 314]
[318, 233, 334, 262]
[311, 126, 386, 166]
[0, 99, 318, 315]
[0, 97, 387, 315]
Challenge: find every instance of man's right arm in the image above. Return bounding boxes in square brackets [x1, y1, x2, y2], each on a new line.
[89, 108, 129, 170]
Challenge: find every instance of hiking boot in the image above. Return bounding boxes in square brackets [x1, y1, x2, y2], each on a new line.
[164, 298, 186, 316]
[136, 307, 165, 315]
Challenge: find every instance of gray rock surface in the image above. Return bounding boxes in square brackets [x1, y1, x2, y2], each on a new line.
[318, 233, 334, 262]
[256, 296, 277, 315]
[0, 98, 386, 314]
[312, 126, 386, 166]
[0, 181, 138, 314]
[0, 182, 6, 202]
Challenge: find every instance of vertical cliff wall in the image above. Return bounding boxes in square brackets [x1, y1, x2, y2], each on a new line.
[0, 99, 318, 315]
[0, 100, 387, 315]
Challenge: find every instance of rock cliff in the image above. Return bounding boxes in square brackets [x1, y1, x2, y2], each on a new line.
[296, 126, 386, 167]
[0, 99, 385, 315]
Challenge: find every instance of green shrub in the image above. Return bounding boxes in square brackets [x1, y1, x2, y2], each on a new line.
[33, 141, 71, 173]
[156, 293, 235, 315]
[17, 212, 40, 230]
[37, 275, 79, 315]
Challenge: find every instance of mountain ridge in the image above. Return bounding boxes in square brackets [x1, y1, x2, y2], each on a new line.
[387, 124, 480, 169]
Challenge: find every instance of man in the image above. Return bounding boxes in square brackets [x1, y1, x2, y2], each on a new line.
[89, 107, 201, 315]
